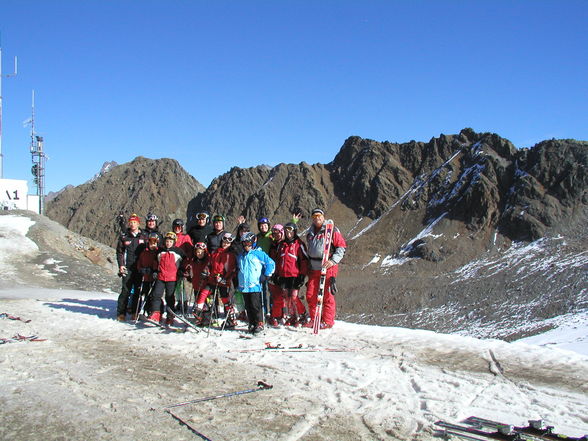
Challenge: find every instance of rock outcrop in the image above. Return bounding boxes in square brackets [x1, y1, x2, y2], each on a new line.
[46, 157, 205, 247]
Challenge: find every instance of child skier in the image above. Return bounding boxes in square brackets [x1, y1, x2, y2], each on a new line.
[148, 232, 186, 325]
[236, 232, 275, 334]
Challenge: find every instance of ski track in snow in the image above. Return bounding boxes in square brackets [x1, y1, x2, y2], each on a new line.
[1, 290, 588, 440]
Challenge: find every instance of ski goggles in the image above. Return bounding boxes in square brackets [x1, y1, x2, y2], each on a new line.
[222, 234, 234, 243]
[213, 215, 225, 222]
[241, 240, 254, 246]
[284, 225, 295, 231]
[146, 215, 157, 222]
[196, 212, 208, 220]
[195, 242, 207, 250]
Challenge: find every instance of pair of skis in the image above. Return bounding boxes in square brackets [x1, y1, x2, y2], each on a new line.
[312, 219, 334, 335]
[435, 417, 587, 441]
[232, 342, 355, 353]
[0, 334, 46, 344]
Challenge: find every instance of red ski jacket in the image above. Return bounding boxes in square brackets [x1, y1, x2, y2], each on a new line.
[276, 238, 309, 278]
[156, 246, 186, 282]
[175, 232, 194, 256]
[186, 255, 210, 290]
[137, 247, 158, 282]
[207, 247, 236, 287]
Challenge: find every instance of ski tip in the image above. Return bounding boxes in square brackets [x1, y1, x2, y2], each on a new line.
[257, 380, 273, 390]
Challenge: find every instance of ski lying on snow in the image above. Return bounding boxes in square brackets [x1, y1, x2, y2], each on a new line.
[231, 342, 356, 352]
[166, 307, 201, 333]
[0, 313, 31, 323]
[138, 315, 185, 333]
[0, 334, 46, 344]
[435, 420, 538, 441]
[161, 380, 273, 409]
[464, 416, 588, 441]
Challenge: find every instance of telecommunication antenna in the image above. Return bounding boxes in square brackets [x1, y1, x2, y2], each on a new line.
[0, 36, 18, 179]
[29, 90, 46, 214]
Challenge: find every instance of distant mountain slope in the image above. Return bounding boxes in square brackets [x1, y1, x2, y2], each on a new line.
[46, 157, 205, 247]
[42, 129, 587, 338]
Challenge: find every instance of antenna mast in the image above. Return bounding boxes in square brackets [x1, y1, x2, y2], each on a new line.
[29, 90, 46, 214]
[0, 36, 18, 179]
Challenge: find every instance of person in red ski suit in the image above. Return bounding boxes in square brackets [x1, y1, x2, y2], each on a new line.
[193, 232, 237, 327]
[185, 242, 210, 305]
[148, 232, 186, 325]
[271, 222, 309, 327]
[304, 208, 346, 329]
[171, 218, 193, 313]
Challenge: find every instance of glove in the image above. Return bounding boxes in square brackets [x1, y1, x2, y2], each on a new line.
[186, 275, 192, 283]
[153, 272, 158, 279]
[201, 271, 210, 279]
[329, 276, 338, 295]
[294, 274, 306, 289]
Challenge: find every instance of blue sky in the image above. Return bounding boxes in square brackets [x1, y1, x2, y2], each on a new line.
[1, 0, 586, 194]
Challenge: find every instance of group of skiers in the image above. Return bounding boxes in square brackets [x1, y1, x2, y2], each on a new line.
[116, 209, 346, 334]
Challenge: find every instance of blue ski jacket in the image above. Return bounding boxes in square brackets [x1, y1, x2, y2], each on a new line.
[237, 247, 275, 293]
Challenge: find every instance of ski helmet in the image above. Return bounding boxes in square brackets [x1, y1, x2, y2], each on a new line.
[146, 213, 158, 222]
[148, 232, 159, 242]
[284, 222, 297, 233]
[271, 224, 284, 233]
[128, 214, 140, 223]
[258, 217, 270, 226]
[172, 219, 184, 230]
[212, 214, 225, 223]
[194, 242, 207, 250]
[164, 232, 177, 242]
[240, 232, 257, 243]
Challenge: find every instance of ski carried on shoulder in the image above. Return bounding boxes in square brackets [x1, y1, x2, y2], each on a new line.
[464, 416, 588, 441]
[165, 307, 201, 333]
[313, 219, 334, 335]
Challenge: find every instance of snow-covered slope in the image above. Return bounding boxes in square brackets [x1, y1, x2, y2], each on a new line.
[0, 213, 587, 440]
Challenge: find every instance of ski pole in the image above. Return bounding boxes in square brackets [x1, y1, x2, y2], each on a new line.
[162, 380, 273, 409]
[207, 284, 219, 338]
[165, 410, 213, 441]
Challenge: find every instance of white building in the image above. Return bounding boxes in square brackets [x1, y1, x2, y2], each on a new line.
[0, 178, 40, 213]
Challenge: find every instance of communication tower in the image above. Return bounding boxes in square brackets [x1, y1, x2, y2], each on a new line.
[29, 91, 46, 214]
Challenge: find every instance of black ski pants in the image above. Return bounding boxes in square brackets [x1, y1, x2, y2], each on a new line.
[117, 269, 142, 316]
[150, 280, 177, 314]
[243, 291, 263, 326]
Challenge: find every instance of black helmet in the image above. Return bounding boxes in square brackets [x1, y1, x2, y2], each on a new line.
[284, 222, 297, 233]
[146, 212, 158, 222]
[172, 219, 184, 229]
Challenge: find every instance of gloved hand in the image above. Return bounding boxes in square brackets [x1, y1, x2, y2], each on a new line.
[329, 276, 338, 295]
[294, 274, 306, 289]
[201, 271, 210, 279]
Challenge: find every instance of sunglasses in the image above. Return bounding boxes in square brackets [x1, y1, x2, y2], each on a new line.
[312, 213, 323, 219]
